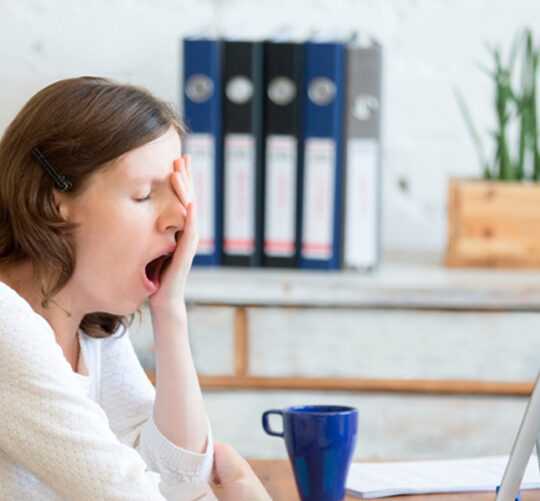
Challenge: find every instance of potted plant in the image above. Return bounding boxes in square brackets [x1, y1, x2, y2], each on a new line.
[446, 28, 540, 267]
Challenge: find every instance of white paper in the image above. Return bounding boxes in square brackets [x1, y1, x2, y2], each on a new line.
[264, 135, 297, 257]
[344, 138, 379, 269]
[223, 133, 256, 255]
[184, 133, 215, 255]
[346, 455, 540, 499]
[301, 138, 336, 260]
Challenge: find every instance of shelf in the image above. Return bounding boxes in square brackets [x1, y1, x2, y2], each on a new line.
[144, 372, 534, 397]
[136, 250, 540, 397]
[184, 250, 540, 310]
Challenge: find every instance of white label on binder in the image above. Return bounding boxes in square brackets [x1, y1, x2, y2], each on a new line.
[223, 133, 256, 255]
[264, 135, 297, 257]
[184, 134, 215, 255]
[344, 138, 378, 268]
[301, 138, 336, 260]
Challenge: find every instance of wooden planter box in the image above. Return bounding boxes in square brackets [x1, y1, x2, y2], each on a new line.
[446, 179, 540, 268]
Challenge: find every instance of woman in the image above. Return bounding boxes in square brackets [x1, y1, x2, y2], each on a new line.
[0, 76, 269, 500]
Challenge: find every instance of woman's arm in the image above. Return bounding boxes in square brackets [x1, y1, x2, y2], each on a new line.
[101, 152, 212, 487]
[98, 326, 213, 486]
[151, 303, 208, 453]
[145, 154, 210, 455]
[211, 442, 272, 501]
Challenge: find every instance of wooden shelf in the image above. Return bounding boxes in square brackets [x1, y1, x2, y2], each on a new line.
[183, 250, 540, 311]
[140, 251, 540, 397]
[144, 372, 534, 397]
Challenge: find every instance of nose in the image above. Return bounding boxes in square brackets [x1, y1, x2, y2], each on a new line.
[157, 183, 187, 233]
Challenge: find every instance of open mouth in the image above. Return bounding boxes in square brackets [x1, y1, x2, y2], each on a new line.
[144, 254, 173, 290]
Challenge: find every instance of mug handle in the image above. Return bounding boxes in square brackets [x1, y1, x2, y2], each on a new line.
[262, 410, 284, 437]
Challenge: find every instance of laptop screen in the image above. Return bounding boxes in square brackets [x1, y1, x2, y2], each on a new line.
[496, 371, 540, 501]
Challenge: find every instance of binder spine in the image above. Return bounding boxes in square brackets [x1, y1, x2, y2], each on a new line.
[182, 38, 223, 266]
[221, 40, 264, 267]
[299, 41, 346, 270]
[262, 41, 304, 268]
[342, 43, 383, 271]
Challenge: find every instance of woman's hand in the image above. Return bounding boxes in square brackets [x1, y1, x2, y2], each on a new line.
[149, 154, 198, 314]
[210, 441, 272, 501]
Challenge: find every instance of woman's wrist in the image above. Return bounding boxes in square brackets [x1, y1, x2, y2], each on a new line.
[150, 301, 189, 350]
[149, 299, 187, 322]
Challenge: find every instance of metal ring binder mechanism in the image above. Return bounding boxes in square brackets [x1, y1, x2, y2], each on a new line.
[32, 147, 73, 192]
[495, 370, 540, 500]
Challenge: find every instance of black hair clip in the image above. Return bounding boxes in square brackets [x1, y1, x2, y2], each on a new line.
[32, 147, 73, 192]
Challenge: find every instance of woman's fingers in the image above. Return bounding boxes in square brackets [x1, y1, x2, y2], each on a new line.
[172, 155, 196, 208]
[183, 202, 199, 255]
[172, 171, 192, 208]
[184, 154, 195, 195]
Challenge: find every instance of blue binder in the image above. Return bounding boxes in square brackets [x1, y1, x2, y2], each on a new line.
[299, 40, 346, 270]
[182, 37, 223, 266]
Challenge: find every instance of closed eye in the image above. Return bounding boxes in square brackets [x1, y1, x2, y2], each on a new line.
[135, 193, 151, 202]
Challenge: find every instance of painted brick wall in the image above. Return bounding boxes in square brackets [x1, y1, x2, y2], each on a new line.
[2, 0, 539, 251]
[2, 1, 539, 461]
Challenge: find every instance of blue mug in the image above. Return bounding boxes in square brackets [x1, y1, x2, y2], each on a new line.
[262, 405, 358, 501]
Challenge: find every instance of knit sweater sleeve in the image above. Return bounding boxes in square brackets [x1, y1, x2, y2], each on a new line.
[98, 327, 214, 489]
[0, 308, 168, 500]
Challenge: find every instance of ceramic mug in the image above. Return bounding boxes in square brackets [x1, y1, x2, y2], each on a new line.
[262, 405, 358, 501]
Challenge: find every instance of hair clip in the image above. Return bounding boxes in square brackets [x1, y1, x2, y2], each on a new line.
[32, 147, 73, 192]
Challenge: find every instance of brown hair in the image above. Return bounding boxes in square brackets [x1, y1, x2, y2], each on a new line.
[0, 76, 185, 338]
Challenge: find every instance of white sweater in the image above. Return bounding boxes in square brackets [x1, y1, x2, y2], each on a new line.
[0, 280, 214, 500]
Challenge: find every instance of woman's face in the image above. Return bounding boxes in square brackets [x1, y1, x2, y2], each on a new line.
[56, 125, 186, 315]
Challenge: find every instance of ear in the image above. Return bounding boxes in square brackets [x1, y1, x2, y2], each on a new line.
[52, 189, 70, 221]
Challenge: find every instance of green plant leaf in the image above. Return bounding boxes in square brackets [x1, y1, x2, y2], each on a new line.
[453, 86, 491, 179]
[460, 27, 539, 182]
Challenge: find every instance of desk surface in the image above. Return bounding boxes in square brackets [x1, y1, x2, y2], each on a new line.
[248, 460, 540, 501]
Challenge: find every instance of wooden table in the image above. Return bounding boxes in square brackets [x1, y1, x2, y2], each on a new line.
[248, 460, 540, 501]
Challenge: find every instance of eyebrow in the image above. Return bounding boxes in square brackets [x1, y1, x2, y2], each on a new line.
[127, 174, 169, 184]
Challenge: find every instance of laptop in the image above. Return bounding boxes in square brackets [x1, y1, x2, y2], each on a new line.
[495, 370, 540, 501]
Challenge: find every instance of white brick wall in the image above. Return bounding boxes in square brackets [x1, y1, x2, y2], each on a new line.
[2, 0, 540, 251]
[2, 1, 539, 462]
[202, 390, 529, 460]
